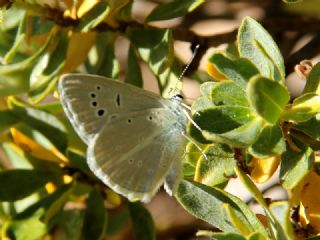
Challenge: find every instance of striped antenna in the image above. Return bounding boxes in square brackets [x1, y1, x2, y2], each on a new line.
[172, 44, 200, 95]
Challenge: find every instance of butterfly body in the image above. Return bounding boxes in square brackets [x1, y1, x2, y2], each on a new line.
[59, 74, 187, 202]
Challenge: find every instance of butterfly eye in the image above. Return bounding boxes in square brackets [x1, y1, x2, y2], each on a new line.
[96, 85, 101, 91]
[127, 119, 132, 124]
[175, 94, 183, 100]
[90, 92, 96, 98]
[148, 116, 153, 121]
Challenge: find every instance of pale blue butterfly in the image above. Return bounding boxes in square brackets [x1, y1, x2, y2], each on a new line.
[59, 74, 189, 202]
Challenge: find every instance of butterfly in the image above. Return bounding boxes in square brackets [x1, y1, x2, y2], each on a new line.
[59, 74, 188, 202]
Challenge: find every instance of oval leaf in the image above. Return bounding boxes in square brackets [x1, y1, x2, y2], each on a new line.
[146, 0, 205, 22]
[208, 52, 259, 88]
[82, 189, 108, 240]
[238, 17, 285, 81]
[0, 169, 54, 201]
[247, 76, 289, 124]
[129, 202, 155, 240]
[280, 143, 314, 189]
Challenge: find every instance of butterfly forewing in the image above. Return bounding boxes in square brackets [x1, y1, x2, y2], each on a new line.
[59, 74, 164, 144]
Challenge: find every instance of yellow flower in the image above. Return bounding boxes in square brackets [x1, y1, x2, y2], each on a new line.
[250, 156, 280, 184]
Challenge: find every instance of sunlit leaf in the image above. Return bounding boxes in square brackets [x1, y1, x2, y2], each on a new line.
[77, 1, 110, 32]
[176, 179, 267, 235]
[208, 52, 259, 88]
[211, 81, 248, 107]
[249, 124, 286, 158]
[303, 62, 320, 94]
[85, 32, 119, 78]
[194, 144, 235, 187]
[146, 0, 205, 22]
[247, 76, 289, 124]
[238, 17, 285, 81]
[280, 143, 313, 189]
[270, 201, 295, 239]
[282, 93, 320, 123]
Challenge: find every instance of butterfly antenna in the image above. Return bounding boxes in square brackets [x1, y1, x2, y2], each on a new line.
[173, 44, 200, 95]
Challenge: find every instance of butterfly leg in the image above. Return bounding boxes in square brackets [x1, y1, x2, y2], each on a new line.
[181, 132, 208, 160]
[182, 108, 202, 132]
[181, 102, 200, 116]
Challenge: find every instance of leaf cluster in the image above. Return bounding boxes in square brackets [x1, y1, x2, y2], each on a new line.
[0, 0, 318, 239]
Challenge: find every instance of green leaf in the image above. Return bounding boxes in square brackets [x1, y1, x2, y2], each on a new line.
[223, 204, 251, 236]
[5, 210, 47, 240]
[29, 32, 69, 103]
[9, 100, 67, 152]
[1, 142, 32, 169]
[0, 8, 24, 31]
[208, 52, 259, 88]
[280, 143, 313, 189]
[3, 14, 26, 64]
[0, 169, 54, 201]
[247, 76, 289, 124]
[85, 32, 119, 78]
[200, 81, 216, 97]
[234, 167, 267, 208]
[190, 106, 262, 147]
[191, 96, 215, 114]
[127, 28, 179, 97]
[249, 124, 286, 158]
[125, 43, 143, 87]
[82, 189, 108, 240]
[183, 161, 196, 177]
[194, 144, 236, 187]
[234, 167, 284, 239]
[0, 32, 52, 96]
[238, 17, 285, 81]
[282, 93, 320, 123]
[128, 202, 155, 240]
[293, 116, 320, 141]
[269, 201, 295, 240]
[211, 81, 248, 107]
[303, 62, 320, 94]
[247, 232, 269, 240]
[77, 1, 110, 32]
[146, 0, 205, 22]
[197, 231, 246, 240]
[54, 210, 84, 240]
[175, 180, 267, 234]
[15, 184, 73, 220]
[191, 82, 216, 113]
[66, 149, 91, 174]
[283, 0, 303, 3]
[193, 106, 254, 134]
[43, 183, 74, 223]
[185, 141, 207, 167]
[0, 110, 18, 132]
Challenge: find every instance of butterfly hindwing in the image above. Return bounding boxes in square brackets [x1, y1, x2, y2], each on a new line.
[59, 74, 163, 143]
[87, 109, 185, 202]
